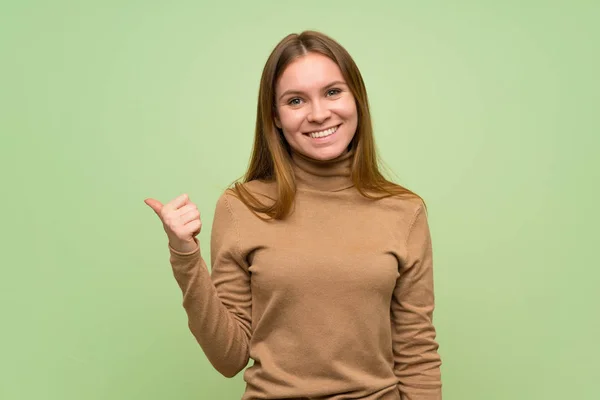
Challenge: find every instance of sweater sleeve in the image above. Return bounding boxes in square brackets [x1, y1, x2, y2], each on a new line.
[392, 204, 442, 400]
[168, 193, 252, 378]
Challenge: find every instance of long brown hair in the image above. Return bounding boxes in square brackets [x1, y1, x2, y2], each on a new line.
[229, 30, 423, 220]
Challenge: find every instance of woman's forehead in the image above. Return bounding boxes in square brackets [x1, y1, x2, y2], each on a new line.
[277, 53, 345, 92]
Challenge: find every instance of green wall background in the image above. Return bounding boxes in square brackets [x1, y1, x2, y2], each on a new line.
[1, 1, 598, 399]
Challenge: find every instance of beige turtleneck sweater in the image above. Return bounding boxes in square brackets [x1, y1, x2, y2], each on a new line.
[168, 148, 442, 400]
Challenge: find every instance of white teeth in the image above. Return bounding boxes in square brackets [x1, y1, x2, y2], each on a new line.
[308, 125, 338, 138]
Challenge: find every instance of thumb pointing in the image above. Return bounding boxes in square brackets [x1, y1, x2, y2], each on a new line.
[144, 198, 163, 216]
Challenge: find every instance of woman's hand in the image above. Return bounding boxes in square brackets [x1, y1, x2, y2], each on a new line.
[144, 193, 201, 253]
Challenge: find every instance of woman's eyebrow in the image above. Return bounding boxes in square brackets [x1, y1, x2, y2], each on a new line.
[278, 80, 347, 101]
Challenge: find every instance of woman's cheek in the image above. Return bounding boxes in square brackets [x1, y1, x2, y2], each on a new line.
[289, 109, 306, 127]
[333, 102, 354, 117]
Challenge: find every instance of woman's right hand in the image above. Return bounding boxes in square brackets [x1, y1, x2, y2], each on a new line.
[144, 193, 202, 253]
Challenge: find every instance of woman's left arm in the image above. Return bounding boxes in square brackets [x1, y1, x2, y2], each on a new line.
[391, 204, 442, 400]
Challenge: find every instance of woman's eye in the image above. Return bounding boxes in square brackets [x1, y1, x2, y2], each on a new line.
[288, 98, 302, 105]
[327, 88, 342, 96]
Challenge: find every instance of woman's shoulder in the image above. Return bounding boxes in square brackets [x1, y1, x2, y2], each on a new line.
[215, 179, 277, 216]
[372, 190, 427, 220]
[225, 179, 277, 201]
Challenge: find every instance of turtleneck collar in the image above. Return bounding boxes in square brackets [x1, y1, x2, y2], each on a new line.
[290, 147, 355, 192]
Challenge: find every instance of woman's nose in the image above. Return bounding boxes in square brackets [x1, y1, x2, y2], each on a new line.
[307, 100, 332, 123]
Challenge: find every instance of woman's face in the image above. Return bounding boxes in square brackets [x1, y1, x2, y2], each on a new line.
[274, 52, 358, 161]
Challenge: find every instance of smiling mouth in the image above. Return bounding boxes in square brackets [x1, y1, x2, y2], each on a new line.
[304, 124, 341, 139]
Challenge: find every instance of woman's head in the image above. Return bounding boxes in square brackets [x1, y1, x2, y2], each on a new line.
[274, 52, 358, 161]
[257, 30, 372, 163]
[233, 31, 421, 219]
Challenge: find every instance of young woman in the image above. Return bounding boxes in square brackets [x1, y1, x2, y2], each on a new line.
[145, 30, 442, 400]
